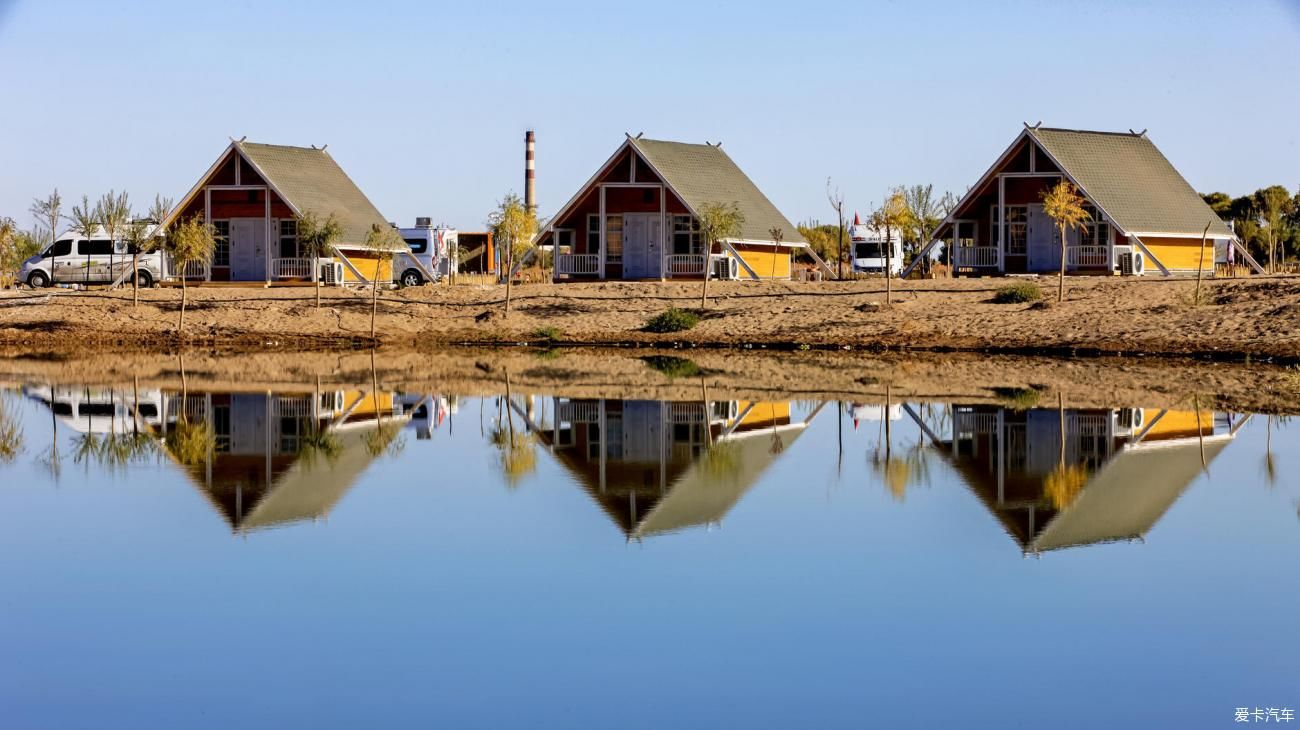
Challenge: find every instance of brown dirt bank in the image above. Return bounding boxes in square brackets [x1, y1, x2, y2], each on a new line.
[2, 276, 1300, 361]
[2, 347, 1298, 415]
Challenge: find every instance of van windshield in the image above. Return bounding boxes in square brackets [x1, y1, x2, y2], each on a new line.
[855, 242, 884, 259]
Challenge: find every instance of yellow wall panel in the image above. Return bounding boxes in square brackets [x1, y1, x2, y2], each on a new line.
[1142, 238, 1215, 272]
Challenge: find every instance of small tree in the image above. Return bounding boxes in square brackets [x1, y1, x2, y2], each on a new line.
[1041, 181, 1091, 303]
[98, 190, 130, 288]
[903, 184, 943, 275]
[768, 226, 784, 280]
[871, 188, 912, 308]
[0, 218, 17, 288]
[487, 193, 538, 315]
[65, 195, 101, 287]
[296, 210, 343, 309]
[122, 217, 152, 305]
[168, 215, 216, 336]
[1257, 185, 1293, 273]
[827, 178, 846, 279]
[30, 189, 62, 250]
[363, 223, 406, 341]
[696, 201, 745, 308]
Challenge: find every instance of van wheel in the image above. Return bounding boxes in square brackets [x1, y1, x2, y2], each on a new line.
[400, 269, 424, 288]
[27, 271, 50, 289]
[133, 270, 154, 288]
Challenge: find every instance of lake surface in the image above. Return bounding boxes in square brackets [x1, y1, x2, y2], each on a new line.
[0, 367, 1297, 729]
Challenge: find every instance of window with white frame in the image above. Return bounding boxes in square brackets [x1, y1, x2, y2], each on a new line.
[212, 220, 230, 267]
[605, 215, 623, 263]
[992, 205, 1027, 255]
[1080, 204, 1110, 247]
[278, 219, 298, 258]
[586, 214, 600, 254]
[554, 229, 574, 254]
[672, 215, 701, 255]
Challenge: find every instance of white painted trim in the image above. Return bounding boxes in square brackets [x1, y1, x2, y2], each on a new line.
[537, 139, 634, 245]
[1128, 231, 1234, 239]
[168, 143, 238, 226]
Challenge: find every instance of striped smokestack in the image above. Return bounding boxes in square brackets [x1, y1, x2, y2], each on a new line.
[524, 130, 536, 211]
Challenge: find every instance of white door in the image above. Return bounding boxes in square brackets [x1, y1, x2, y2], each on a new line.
[1027, 205, 1058, 273]
[622, 214, 663, 279]
[230, 218, 267, 281]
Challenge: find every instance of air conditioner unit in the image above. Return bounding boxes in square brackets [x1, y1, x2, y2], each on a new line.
[318, 390, 344, 414]
[320, 261, 345, 286]
[1118, 250, 1146, 276]
[1118, 407, 1145, 431]
[711, 255, 740, 281]
[415, 216, 433, 228]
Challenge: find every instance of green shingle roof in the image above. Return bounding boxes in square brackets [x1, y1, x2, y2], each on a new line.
[1027, 128, 1232, 238]
[630, 138, 805, 244]
[237, 141, 390, 247]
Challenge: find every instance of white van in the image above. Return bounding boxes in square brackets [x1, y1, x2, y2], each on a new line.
[20, 225, 165, 288]
[395, 218, 457, 287]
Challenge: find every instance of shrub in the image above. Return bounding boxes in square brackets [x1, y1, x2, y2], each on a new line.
[532, 326, 562, 342]
[993, 282, 1042, 304]
[644, 307, 700, 333]
[992, 386, 1042, 411]
[641, 355, 702, 378]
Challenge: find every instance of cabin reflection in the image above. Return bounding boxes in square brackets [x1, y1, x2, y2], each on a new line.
[162, 389, 409, 533]
[910, 403, 1249, 554]
[517, 396, 821, 539]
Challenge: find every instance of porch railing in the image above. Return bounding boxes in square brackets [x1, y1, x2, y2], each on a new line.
[954, 246, 999, 268]
[174, 259, 211, 281]
[1066, 245, 1109, 268]
[557, 399, 600, 423]
[667, 254, 707, 276]
[272, 257, 314, 280]
[555, 254, 599, 275]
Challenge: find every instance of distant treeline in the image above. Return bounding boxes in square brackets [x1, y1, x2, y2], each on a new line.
[1203, 186, 1299, 271]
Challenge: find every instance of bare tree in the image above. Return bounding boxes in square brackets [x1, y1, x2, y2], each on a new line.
[826, 178, 846, 280]
[696, 201, 744, 308]
[768, 226, 784, 280]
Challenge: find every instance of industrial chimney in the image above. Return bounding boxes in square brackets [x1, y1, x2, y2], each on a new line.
[524, 130, 536, 211]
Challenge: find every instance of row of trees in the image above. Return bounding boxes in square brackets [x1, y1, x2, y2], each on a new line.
[1203, 186, 1300, 272]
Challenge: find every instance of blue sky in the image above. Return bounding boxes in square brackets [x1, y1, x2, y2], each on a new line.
[1, 0, 1297, 232]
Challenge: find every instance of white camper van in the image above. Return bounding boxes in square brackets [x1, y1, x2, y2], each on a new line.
[20, 225, 166, 288]
[849, 215, 903, 276]
[395, 218, 458, 287]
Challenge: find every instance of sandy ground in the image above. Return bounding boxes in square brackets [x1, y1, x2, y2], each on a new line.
[1, 276, 1300, 360]
[2, 347, 1298, 414]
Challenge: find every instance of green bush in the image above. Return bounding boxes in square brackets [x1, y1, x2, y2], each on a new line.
[993, 282, 1042, 304]
[641, 355, 702, 378]
[991, 386, 1042, 411]
[532, 326, 562, 342]
[644, 307, 700, 333]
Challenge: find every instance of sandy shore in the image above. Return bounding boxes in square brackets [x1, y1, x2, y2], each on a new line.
[2, 347, 1298, 414]
[1, 276, 1299, 361]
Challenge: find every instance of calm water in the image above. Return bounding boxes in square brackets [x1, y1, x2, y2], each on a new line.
[0, 370, 1297, 729]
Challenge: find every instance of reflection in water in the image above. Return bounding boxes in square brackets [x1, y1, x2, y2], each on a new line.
[22, 384, 436, 533]
[510, 395, 822, 539]
[907, 402, 1249, 554]
[11, 382, 1266, 552]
